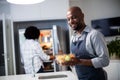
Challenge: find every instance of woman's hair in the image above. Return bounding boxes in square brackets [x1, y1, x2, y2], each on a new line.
[24, 26, 40, 39]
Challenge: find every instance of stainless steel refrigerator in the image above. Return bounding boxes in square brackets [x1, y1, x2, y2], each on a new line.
[17, 24, 70, 74]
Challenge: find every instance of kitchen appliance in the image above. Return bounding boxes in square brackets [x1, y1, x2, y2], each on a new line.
[18, 25, 68, 73]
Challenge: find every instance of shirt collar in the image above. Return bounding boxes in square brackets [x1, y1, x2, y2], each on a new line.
[83, 25, 92, 33]
[73, 25, 92, 35]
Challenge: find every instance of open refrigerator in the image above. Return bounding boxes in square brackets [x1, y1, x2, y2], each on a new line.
[18, 25, 68, 73]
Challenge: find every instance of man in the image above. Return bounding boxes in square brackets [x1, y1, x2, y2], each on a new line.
[62, 6, 110, 80]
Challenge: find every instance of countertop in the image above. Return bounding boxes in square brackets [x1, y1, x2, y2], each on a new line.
[0, 71, 78, 80]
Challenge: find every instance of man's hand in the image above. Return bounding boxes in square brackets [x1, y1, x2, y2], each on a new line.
[61, 57, 81, 66]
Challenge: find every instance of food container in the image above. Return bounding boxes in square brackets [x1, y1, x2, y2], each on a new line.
[55, 54, 75, 64]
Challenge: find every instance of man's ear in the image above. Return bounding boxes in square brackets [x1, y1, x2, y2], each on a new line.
[82, 13, 84, 18]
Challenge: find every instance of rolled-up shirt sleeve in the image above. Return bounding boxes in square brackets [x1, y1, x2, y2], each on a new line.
[34, 42, 50, 61]
[88, 30, 110, 68]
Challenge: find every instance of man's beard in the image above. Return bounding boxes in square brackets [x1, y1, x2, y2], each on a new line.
[74, 25, 83, 31]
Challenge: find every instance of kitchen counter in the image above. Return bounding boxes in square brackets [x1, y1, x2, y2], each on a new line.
[0, 71, 78, 80]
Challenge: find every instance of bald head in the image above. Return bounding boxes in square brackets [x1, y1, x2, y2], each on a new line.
[67, 6, 83, 18]
[68, 6, 82, 13]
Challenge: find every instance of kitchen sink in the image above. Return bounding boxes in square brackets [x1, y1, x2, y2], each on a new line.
[38, 74, 67, 79]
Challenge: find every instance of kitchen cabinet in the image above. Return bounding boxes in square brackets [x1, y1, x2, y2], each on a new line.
[0, 18, 5, 76]
[0, 14, 8, 76]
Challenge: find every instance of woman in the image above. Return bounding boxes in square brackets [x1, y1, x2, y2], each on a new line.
[20, 26, 54, 74]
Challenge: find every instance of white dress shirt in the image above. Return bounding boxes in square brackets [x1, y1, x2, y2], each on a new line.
[71, 26, 110, 68]
[20, 39, 50, 74]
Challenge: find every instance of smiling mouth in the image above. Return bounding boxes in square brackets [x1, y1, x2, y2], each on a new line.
[71, 25, 76, 28]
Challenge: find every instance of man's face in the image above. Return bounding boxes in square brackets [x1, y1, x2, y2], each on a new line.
[67, 10, 83, 31]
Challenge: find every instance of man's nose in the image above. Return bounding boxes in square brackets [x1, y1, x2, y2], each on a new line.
[69, 19, 74, 24]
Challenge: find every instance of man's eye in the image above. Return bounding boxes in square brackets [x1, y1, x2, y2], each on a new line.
[72, 16, 76, 19]
[67, 18, 70, 21]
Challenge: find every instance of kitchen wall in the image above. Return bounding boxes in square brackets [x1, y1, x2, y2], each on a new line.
[9, 0, 69, 21]
[69, 0, 120, 26]
[0, 0, 69, 21]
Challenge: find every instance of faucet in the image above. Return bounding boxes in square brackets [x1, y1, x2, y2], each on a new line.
[32, 55, 41, 77]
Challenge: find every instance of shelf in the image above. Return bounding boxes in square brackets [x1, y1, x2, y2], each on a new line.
[105, 35, 120, 43]
[43, 60, 53, 63]
[44, 69, 54, 72]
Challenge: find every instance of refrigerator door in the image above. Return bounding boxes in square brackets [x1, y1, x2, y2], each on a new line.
[52, 25, 68, 54]
[52, 25, 68, 71]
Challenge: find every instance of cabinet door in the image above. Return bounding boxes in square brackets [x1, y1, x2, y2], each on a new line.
[0, 14, 8, 76]
[0, 20, 5, 76]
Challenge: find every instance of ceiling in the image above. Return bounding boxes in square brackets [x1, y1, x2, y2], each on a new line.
[0, 0, 6, 2]
[0, 0, 6, 1]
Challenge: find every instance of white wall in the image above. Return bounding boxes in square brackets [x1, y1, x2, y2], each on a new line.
[0, 1, 10, 15]
[0, 0, 69, 21]
[69, 0, 120, 26]
[104, 60, 120, 80]
[9, 0, 69, 21]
